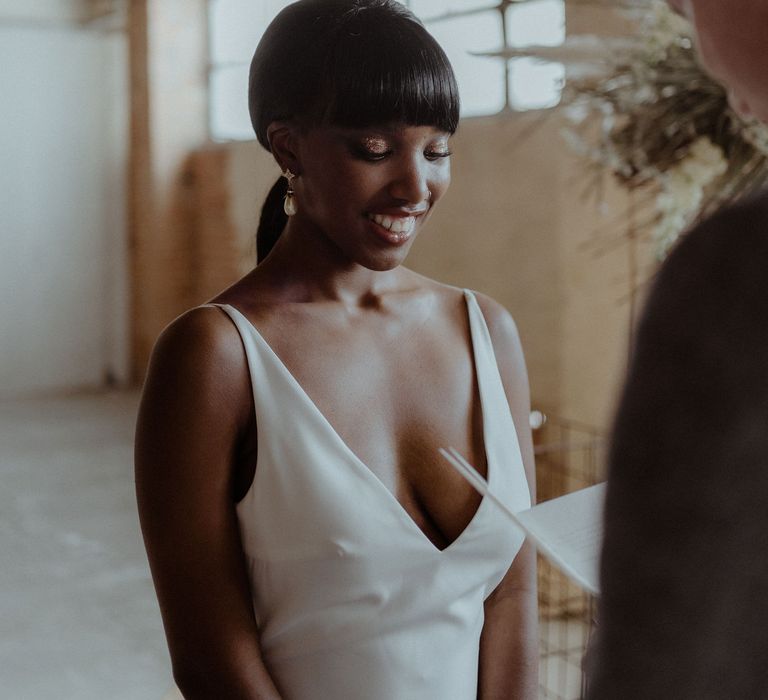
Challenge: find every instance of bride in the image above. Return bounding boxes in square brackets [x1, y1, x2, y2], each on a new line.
[135, 1, 538, 698]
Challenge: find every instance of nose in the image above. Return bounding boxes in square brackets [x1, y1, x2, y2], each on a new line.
[388, 156, 432, 205]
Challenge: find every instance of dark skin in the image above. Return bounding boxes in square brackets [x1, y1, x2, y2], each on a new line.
[135, 122, 538, 699]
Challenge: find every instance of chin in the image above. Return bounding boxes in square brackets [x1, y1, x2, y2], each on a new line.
[359, 251, 410, 272]
[342, 234, 417, 272]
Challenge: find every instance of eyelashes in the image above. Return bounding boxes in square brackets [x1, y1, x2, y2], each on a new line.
[353, 145, 391, 161]
[352, 144, 452, 162]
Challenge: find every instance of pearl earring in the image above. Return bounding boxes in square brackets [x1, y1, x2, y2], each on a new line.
[283, 169, 297, 216]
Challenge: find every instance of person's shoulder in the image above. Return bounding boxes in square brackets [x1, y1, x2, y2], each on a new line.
[397, 270, 463, 313]
[447, 289, 523, 359]
[671, 190, 768, 263]
[655, 190, 768, 308]
[147, 305, 248, 396]
[408, 273, 523, 348]
[154, 305, 241, 362]
[705, 189, 768, 227]
[722, 189, 768, 223]
[407, 273, 519, 332]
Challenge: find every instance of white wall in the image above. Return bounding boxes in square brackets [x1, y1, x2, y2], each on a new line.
[0, 0, 86, 24]
[0, 17, 128, 397]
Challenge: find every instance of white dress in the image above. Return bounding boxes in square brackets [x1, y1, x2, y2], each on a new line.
[215, 290, 531, 700]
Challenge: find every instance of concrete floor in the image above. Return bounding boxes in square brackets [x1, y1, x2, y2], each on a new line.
[0, 391, 591, 700]
[1, 392, 174, 700]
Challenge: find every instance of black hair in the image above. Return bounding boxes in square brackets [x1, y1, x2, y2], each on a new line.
[249, 0, 460, 262]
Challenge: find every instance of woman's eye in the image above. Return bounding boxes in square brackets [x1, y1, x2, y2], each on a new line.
[361, 149, 391, 161]
[350, 144, 391, 161]
[425, 149, 452, 161]
[352, 136, 392, 161]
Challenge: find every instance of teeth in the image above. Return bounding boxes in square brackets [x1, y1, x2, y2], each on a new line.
[368, 213, 416, 234]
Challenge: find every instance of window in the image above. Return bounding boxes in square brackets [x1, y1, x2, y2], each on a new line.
[505, 0, 566, 110]
[207, 0, 566, 141]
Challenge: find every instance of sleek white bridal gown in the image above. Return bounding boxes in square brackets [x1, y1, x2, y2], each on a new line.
[214, 290, 531, 700]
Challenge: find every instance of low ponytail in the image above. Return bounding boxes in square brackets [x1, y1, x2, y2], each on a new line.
[256, 177, 288, 263]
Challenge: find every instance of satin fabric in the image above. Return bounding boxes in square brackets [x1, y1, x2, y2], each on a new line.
[215, 290, 531, 700]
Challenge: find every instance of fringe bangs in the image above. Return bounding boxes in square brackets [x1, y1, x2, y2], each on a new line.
[318, 14, 460, 134]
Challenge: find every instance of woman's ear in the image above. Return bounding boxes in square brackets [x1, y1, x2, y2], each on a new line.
[267, 122, 301, 175]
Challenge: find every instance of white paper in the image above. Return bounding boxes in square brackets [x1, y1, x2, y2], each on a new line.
[440, 448, 604, 596]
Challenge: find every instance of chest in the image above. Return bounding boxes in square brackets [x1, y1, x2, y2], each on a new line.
[249, 309, 492, 549]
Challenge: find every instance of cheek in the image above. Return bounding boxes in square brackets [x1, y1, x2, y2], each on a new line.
[694, 28, 728, 83]
[430, 163, 451, 202]
[700, 36, 768, 122]
[301, 157, 353, 205]
[301, 164, 380, 224]
[693, 6, 767, 103]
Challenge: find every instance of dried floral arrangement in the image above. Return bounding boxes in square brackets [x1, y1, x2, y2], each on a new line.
[556, 1, 768, 256]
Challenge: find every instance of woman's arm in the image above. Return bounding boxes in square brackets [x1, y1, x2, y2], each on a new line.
[135, 308, 282, 700]
[474, 294, 539, 700]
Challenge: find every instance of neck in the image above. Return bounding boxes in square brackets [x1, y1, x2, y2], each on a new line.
[255, 217, 409, 307]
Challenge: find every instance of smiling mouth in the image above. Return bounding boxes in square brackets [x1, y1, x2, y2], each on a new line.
[366, 213, 417, 236]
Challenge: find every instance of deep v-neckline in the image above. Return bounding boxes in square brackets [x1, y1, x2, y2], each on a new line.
[221, 290, 492, 554]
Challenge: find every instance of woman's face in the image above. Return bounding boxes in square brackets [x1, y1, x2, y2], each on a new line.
[291, 122, 452, 271]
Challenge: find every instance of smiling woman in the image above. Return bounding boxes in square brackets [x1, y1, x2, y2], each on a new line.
[259, 123, 451, 268]
[248, 0, 457, 265]
[135, 2, 538, 699]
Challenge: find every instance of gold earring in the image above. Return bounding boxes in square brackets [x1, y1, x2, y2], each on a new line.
[283, 169, 297, 216]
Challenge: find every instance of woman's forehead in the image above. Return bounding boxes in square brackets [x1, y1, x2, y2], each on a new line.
[317, 122, 452, 139]
[337, 122, 451, 134]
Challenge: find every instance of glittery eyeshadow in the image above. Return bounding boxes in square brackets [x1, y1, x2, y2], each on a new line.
[361, 136, 389, 154]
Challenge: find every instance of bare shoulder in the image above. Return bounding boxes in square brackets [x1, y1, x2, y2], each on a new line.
[468, 291, 529, 403]
[152, 306, 247, 378]
[407, 275, 524, 357]
[141, 305, 252, 431]
[470, 291, 523, 353]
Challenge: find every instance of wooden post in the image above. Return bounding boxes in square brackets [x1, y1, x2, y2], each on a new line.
[127, 0, 208, 383]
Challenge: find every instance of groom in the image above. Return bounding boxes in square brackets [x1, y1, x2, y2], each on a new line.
[588, 2, 768, 698]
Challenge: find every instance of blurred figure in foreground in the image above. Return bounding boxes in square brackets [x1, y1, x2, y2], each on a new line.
[588, 2, 768, 698]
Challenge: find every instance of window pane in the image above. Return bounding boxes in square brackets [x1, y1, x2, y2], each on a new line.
[505, 0, 566, 48]
[209, 0, 418, 140]
[209, 0, 293, 64]
[410, 0, 490, 19]
[210, 0, 411, 64]
[425, 11, 505, 117]
[508, 57, 564, 110]
[209, 64, 252, 141]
